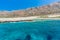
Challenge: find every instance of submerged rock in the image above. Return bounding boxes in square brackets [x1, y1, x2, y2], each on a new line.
[24, 34, 31, 40]
[47, 35, 52, 40]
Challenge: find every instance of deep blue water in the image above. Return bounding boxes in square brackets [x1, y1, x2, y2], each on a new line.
[0, 0, 60, 10]
[0, 20, 60, 40]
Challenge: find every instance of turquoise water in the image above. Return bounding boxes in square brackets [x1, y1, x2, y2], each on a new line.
[0, 20, 60, 40]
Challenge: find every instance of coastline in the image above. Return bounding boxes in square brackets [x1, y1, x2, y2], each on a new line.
[0, 16, 38, 22]
[0, 16, 60, 22]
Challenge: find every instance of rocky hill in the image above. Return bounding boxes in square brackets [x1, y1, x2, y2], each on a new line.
[0, 2, 60, 17]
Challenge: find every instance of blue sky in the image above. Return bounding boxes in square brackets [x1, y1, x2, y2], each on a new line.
[0, 0, 60, 10]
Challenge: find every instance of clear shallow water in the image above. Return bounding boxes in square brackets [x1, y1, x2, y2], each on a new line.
[0, 20, 60, 40]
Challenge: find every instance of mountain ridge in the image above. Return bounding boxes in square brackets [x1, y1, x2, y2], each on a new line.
[0, 1, 60, 17]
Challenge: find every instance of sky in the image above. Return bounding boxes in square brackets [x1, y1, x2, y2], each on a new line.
[0, 0, 60, 10]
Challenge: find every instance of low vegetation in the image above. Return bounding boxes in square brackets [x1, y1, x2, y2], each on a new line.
[0, 2, 60, 18]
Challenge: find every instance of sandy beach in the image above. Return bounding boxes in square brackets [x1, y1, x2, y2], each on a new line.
[0, 16, 38, 22]
[0, 15, 60, 22]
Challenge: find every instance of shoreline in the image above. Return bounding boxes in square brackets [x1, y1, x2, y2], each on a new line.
[0, 16, 38, 22]
[0, 16, 60, 22]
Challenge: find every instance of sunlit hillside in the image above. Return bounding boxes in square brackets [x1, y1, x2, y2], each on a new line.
[0, 2, 60, 17]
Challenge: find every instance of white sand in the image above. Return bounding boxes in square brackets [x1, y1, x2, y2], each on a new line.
[0, 16, 38, 22]
[48, 14, 60, 17]
[0, 15, 60, 22]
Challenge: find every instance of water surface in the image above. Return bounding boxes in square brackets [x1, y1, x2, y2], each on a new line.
[0, 20, 60, 40]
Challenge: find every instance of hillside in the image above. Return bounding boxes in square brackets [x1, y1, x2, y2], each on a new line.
[0, 2, 60, 17]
